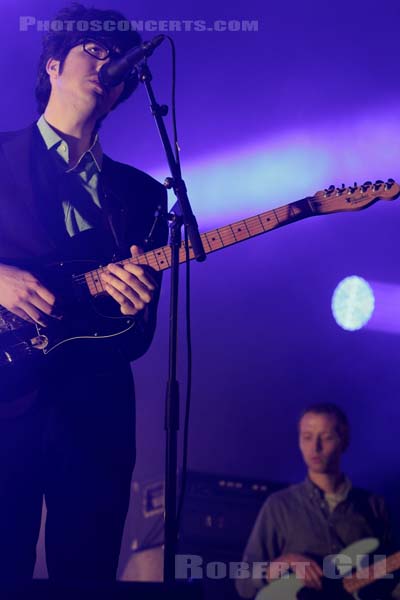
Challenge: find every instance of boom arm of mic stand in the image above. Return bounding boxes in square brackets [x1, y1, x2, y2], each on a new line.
[138, 63, 206, 262]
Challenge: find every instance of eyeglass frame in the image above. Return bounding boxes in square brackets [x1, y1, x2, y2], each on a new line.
[81, 39, 122, 61]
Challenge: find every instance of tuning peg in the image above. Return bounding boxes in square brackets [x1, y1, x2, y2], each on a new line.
[335, 183, 346, 195]
[361, 181, 372, 192]
[358, 181, 371, 193]
[324, 184, 336, 196]
[386, 178, 395, 189]
[374, 179, 384, 191]
[348, 182, 358, 193]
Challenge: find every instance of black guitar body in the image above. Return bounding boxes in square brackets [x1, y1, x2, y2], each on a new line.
[0, 258, 135, 365]
[0, 231, 136, 407]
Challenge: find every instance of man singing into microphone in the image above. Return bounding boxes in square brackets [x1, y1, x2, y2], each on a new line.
[0, 3, 167, 589]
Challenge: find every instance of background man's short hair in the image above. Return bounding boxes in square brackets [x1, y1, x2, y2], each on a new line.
[35, 3, 142, 115]
[298, 402, 350, 449]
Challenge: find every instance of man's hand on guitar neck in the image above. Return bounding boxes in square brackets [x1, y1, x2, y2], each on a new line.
[267, 553, 323, 591]
[101, 245, 158, 317]
[0, 263, 57, 327]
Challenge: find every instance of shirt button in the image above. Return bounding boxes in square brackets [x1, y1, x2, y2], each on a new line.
[60, 143, 67, 152]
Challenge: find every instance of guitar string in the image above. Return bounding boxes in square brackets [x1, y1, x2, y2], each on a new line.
[71, 185, 386, 287]
[0, 185, 393, 325]
[70, 202, 308, 286]
[0, 185, 394, 300]
[1, 205, 301, 333]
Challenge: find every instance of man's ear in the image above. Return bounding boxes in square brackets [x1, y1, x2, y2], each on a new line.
[46, 58, 60, 79]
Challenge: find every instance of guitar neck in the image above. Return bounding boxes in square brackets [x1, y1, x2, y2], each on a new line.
[343, 551, 400, 594]
[84, 196, 314, 296]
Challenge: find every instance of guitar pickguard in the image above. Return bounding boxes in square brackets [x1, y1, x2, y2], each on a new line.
[0, 257, 136, 370]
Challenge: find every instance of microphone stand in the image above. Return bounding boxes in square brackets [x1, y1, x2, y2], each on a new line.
[137, 62, 206, 583]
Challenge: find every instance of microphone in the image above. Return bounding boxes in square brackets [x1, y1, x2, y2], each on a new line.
[99, 34, 165, 88]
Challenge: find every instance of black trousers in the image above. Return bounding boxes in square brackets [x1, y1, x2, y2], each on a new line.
[0, 356, 136, 587]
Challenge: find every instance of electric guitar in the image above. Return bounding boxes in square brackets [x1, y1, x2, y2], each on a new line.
[1, 179, 399, 373]
[255, 537, 400, 600]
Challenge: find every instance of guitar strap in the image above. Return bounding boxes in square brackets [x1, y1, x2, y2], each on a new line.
[350, 489, 384, 549]
[98, 177, 123, 256]
[99, 166, 129, 259]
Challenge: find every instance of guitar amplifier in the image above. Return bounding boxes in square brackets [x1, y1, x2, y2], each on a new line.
[179, 471, 286, 554]
[118, 470, 286, 579]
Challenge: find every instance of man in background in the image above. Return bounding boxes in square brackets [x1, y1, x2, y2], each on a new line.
[236, 403, 398, 599]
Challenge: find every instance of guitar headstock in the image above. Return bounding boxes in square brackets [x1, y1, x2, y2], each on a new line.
[310, 179, 400, 215]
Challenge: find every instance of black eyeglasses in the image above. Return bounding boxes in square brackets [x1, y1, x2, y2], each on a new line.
[82, 40, 121, 61]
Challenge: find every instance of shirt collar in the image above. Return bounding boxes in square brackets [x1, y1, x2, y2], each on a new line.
[304, 475, 352, 500]
[325, 476, 352, 501]
[36, 114, 103, 172]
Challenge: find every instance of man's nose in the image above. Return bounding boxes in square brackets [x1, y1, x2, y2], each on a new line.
[312, 438, 322, 452]
[96, 58, 109, 71]
[96, 55, 115, 71]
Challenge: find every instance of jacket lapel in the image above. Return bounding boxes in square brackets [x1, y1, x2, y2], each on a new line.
[1, 125, 37, 211]
[0, 125, 60, 259]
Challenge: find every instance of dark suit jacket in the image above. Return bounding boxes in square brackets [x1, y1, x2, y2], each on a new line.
[0, 124, 168, 367]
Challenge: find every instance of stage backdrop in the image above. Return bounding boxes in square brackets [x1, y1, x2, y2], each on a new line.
[1, 0, 399, 569]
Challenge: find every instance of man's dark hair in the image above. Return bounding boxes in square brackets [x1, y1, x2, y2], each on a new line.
[35, 3, 142, 114]
[298, 402, 350, 449]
